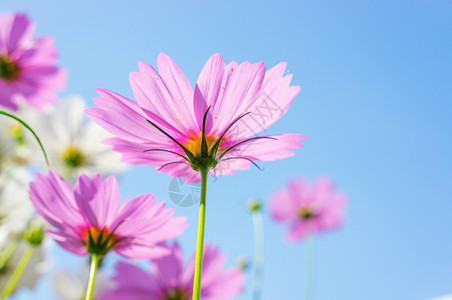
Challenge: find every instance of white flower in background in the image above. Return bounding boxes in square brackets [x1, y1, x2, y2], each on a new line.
[0, 167, 49, 295]
[0, 167, 33, 247]
[53, 263, 112, 300]
[31, 95, 128, 183]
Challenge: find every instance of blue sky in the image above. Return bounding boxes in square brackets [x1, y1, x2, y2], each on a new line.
[2, 0, 452, 299]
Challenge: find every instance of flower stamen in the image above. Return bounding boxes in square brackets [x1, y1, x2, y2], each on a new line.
[298, 207, 316, 220]
[0, 56, 20, 81]
[165, 287, 190, 300]
[61, 145, 86, 168]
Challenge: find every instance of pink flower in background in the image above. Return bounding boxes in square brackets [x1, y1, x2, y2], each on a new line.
[0, 12, 66, 111]
[29, 171, 187, 258]
[100, 242, 245, 300]
[270, 177, 346, 241]
[86, 53, 306, 182]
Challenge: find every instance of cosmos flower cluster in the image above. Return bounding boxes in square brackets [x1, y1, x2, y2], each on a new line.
[0, 11, 346, 300]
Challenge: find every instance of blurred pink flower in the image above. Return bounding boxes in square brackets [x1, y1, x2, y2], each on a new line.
[29, 170, 187, 259]
[86, 53, 306, 182]
[100, 242, 245, 300]
[270, 177, 346, 241]
[0, 12, 66, 111]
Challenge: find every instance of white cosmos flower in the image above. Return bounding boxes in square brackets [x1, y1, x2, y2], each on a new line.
[53, 263, 112, 300]
[0, 167, 33, 247]
[30, 95, 128, 183]
[0, 167, 47, 295]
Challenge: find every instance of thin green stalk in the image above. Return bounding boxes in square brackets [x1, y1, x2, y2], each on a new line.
[304, 236, 316, 300]
[0, 240, 19, 271]
[85, 254, 100, 300]
[0, 110, 50, 167]
[252, 210, 264, 300]
[192, 168, 209, 300]
[0, 245, 34, 299]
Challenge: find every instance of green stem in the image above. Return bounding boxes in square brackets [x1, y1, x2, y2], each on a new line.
[85, 254, 100, 300]
[304, 236, 316, 300]
[252, 210, 264, 300]
[192, 168, 209, 300]
[0, 110, 50, 168]
[0, 240, 19, 271]
[0, 245, 34, 299]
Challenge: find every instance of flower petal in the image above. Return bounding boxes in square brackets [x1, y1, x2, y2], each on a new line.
[73, 173, 121, 228]
[86, 88, 161, 143]
[151, 242, 184, 289]
[193, 53, 226, 132]
[99, 261, 163, 300]
[29, 170, 83, 229]
[212, 60, 266, 134]
[2, 13, 35, 53]
[233, 63, 301, 137]
[225, 133, 307, 161]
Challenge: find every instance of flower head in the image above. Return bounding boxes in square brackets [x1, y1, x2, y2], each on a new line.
[86, 53, 306, 182]
[29, 95, 128, 182]
[29, 171, 187, 258]
[0, 12, 66, 111]
[270, 177, 346, 241]
[100, 242, 245, 300]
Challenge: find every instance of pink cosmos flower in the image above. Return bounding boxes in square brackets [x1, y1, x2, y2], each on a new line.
[270, 177, 346, 241]
[0, 12, 66, 111]
[99, 242, 245, 300]
[29, 170, 187, 259]
[86, 53, 307, 182]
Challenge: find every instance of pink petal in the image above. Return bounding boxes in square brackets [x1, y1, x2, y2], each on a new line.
[29, 170, 84, 229]
[234, 63, 301, 137]
[212, 60, 266, 134]
[157, 53, 197, 129]
[99, 262, 163, 300]
[152, 242, 184, 289]
[86, 88, 161, 143]
[287, 221, 315, 241]
[15, 37, 58, 66]
[269, 188, 298, 222]
[114, 261, 160, 292]
[193, 53, 226, 132]
[0, 81, 17, 110]
[2, 13, 35, 53]
[45, 230, 87, 256]
[201, 269, 245, 299]
[73, 174, 121, 228]
[116, 243, 171, 260]
[129, 60, 194, 135]
[181, 244, 225, 288]
[225, 133, 307, 161]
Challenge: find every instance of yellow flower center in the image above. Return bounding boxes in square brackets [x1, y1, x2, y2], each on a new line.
[0, 56, 20, 80]
[61, 145, 86, 168]
[184, 131, 219, 157]
[81, 226, 119, 254]
[9, 124, 25, 145]
[298, 207, 315, 220]
[165, 287, 190, 300]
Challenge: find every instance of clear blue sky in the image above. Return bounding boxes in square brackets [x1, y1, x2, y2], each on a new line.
[2, 0, 451, 299]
